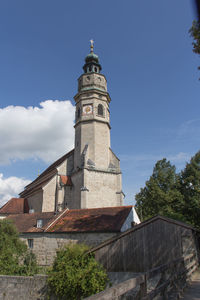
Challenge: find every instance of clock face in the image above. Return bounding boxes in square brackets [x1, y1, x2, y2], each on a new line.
[82, 105, 93, 115]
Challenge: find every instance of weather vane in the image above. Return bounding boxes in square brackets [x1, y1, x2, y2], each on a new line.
[90, 39, 94, 53]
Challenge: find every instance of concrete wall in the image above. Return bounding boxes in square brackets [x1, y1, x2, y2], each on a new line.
[21, 232, 117, 266]
[0, 275, 47, 300]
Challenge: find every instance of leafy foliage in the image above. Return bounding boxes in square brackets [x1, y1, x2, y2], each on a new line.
[0, 219, 39, 275]
[189, 20, 200, 76]
[179, 151, 200, 229]
[47, 243, 108, 300]
[0, 219, 27, 275]
[135, 159, 184, 221]
[190, 20, 200, 55]
[22, 250, 39, 276]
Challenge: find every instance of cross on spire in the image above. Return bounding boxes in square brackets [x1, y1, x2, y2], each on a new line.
[90, 39, 94, 53]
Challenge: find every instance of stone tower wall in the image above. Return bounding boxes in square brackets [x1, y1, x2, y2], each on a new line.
[82, 169, 123, 208]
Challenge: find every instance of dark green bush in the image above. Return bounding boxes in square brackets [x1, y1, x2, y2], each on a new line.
[47, 243, 108, 300]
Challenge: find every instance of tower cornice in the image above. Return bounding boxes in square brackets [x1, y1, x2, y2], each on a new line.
[74, 118, 111, 129]
[74, 89, 111, 104]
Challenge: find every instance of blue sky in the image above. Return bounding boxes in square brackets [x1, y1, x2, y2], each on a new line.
[0, 0, 199, 206]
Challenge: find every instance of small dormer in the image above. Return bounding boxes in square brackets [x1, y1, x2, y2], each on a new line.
[36, 219, 43, 228]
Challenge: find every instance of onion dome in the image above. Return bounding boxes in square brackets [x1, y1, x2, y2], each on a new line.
[83, 40, 102, 74]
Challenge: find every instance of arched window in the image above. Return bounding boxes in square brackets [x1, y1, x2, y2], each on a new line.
[98, 104, 103, 116]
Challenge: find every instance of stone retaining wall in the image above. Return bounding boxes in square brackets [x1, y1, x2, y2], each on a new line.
[0, 275, 47, 300]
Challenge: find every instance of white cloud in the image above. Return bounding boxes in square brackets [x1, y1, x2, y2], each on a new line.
[0, 173, 31, 207]
[0, 100, 75, 165]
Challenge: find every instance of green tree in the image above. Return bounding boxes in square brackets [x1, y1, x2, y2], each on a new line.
[47, 243, 108, 300]
[179, 151, 200, 229]
[189, 20, 200, 77]
[0, 219, 39, 275]
[135, 158, 184, 221]
[0, 219, 27, 275]
[22, 250, 39, 276]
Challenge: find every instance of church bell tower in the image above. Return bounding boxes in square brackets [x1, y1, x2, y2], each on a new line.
[71, 41, 124, 209]
[74, 41, 111, 170]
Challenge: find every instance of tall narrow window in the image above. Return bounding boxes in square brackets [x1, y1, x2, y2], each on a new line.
[98, 104, 103, 116]
[28, 239, 33, 249]
[77, 107, 80, 119]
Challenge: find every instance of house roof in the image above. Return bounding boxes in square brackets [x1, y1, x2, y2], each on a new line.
[0, 198, 29, 214]
[89, 215, 199, 253]
[20, 149, 74, 197]
[7, 212, 56, 232]
[7, 206, 133, 233]
[46, 206, 133, 233]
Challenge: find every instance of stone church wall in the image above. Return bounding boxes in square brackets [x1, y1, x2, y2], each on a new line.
[93, 121, 110, 169]
[56, 159, 67, 174]
[70, 170, 82, 209]
[21, 232, 117, 266]
[42, 177, 57, 212]
[57, 151, 74, 175]
[109, 148, 120, 170]
[27, 190, 43, 213]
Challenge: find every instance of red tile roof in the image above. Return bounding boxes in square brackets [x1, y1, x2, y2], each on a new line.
[7, 212, 55, 232]
[46, 206, 132, 233]
[60, 175, 73, 186]
[0, 198, 29, 214]
[7, 206, 133, 233]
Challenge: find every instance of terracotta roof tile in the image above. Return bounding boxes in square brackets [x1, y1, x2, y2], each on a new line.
[7, 212, 55, 233]
[0, 198, 29, 214]
[7, 206, 132, 233]
[46, 206, 132, 233]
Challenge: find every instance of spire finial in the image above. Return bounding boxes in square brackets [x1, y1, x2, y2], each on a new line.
[90, 39, 94, 53]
